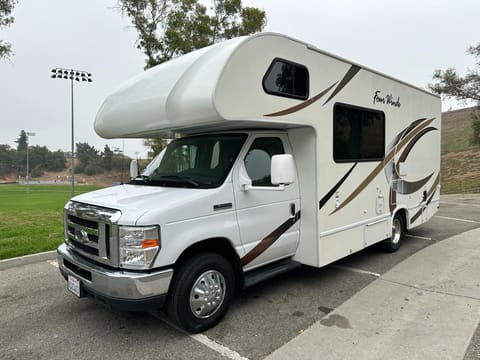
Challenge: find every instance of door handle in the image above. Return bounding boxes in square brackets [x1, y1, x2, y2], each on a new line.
[290, 203, 296, 217]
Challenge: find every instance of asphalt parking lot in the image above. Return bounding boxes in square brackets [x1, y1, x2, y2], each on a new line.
[1, 194, 479, 360]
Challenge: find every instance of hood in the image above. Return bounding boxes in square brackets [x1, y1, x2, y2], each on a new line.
[71, 184, 233, 226]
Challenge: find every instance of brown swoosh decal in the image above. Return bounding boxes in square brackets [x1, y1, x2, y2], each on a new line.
[323, 65, 361, 106]
[264, 82, 337, 117]
[389, 189, 397, 213]
[410, 174, 440, 224]
[395, 127, 438, 173]
[264, 64, 362, 117]
[330, 118, 435, 215]
[240, 211, 301, 267]
[399, 118, 427, 142]
[395, 173, 434, 195]
[319, 163, 357, 210]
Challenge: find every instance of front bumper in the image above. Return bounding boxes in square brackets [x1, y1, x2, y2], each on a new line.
[57, 243, 173, 311]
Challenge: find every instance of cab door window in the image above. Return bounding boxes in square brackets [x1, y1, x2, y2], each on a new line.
[244, 137, 285, 186]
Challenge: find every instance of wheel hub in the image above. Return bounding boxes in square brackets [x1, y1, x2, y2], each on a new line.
[190, 270, 226, 319]
[392, 218, 402, 245]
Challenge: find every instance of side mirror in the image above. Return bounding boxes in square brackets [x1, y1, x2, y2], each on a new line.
[130, 159, 139, 180]
[271, 154, 296, 186]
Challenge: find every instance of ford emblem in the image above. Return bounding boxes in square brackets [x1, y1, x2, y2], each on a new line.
[74, 229, 89, 244]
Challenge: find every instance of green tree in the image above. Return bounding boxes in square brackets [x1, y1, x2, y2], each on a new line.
[429, 43, 480, 145]
[46, 150, 67, 172]
[0, 0, 18, 59]
[143, 138, 169, 158]
[15, 130, 27, 152]
[0, 144, 15, 176]
[117, 0, 267, 69]
[102, 144, 114, 170]
[28, 145, 49, 177]
[0, 138, 66, 178]
[26, 145, 67, 177]
[76, 142, 103, 175]
[429, 43, 480, 103]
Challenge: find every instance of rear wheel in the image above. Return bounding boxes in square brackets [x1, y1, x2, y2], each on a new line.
[167, 253, 234, 333]
[382, 214, 404, 252]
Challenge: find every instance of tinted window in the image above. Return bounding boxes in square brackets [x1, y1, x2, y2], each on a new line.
[263, 58, 309, 100]
[244, 137, 285, 186]
[333, 104, 385, 162]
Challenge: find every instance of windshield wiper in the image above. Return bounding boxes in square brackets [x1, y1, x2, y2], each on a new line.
[155, 175, 200, 188]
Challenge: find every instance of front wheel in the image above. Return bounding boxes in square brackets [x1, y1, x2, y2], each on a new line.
[381, 214, 404, 252]
[166, 253, 235, 333]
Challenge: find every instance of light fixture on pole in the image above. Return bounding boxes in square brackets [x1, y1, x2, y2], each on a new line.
[26, 132, 35, 193]
[51, 67, 93, 197]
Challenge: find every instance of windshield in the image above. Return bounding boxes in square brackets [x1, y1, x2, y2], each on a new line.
[131, 134, 247, 188]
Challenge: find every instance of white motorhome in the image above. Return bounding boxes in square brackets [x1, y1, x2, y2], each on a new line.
[57, 33, 441, 333]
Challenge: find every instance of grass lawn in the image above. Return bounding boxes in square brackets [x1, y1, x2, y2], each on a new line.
[0, 184, 101, 260]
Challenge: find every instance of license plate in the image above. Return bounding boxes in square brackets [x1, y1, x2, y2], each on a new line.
[67, 274, 81, 297]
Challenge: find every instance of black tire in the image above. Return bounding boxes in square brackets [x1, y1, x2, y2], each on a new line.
[166, 253, 235, 333]
[382, 214, 404, 253]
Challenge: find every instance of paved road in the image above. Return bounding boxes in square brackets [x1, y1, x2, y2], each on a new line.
[1, 194, 479, 360]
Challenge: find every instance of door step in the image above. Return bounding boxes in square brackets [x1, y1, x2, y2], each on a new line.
[243, 258, 301, 288]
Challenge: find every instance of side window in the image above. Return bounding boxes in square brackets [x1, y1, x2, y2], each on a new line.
[244, 137, 285, 186]
[333, 104, 385, 162]
[263, 58, 309, 100]
[210, 141, 220, 168]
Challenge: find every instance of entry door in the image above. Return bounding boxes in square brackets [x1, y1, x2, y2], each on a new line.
[233, 134, 300, 270]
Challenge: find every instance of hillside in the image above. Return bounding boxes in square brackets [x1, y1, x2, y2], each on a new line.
[441, 106, 480, 193]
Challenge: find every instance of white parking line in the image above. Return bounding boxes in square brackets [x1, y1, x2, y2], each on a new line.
[435, 215, 480, 224]
[331, 265, 381, 278]
[190, 334, 250, 360]
[47, 260, 58, 268]
[405, 234, 433, 241]
[151, 310, 250, 360]
[441, 200, 480, 208]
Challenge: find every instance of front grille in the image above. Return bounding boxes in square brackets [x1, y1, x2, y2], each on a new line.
[64, 201, 121, 267]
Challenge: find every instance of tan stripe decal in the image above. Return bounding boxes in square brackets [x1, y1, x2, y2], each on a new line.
[264, 82, 337, 117]
[240, 211, 301, 267]
[330, 118, 435, 215]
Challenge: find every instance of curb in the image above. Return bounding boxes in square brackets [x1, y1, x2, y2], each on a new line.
[0, 250, 57, 271]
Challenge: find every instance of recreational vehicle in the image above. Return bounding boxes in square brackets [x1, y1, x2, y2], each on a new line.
[57, 33, 441, 332]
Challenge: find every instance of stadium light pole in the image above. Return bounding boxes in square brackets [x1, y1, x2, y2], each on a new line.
[51, 68, 92, 197]
[26, 132, 35, 193]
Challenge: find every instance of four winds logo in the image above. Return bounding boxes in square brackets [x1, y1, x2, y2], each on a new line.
[373, 90, 401, 108]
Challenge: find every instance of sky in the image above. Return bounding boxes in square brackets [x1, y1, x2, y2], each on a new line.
[0, 0, 479, 157]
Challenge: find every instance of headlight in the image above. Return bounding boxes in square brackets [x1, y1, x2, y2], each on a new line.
[119, 225, 160, 269]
